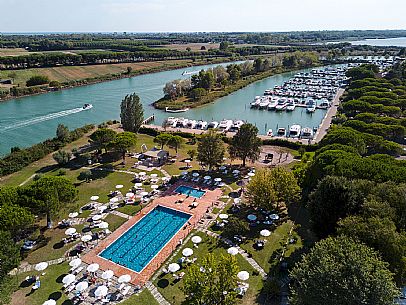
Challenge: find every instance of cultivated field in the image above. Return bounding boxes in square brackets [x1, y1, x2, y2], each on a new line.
[161, 42, 220, 51]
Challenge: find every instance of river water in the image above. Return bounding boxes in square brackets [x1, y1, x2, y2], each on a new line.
[327, 37, 406, 47]
[0, 62, 328, 156]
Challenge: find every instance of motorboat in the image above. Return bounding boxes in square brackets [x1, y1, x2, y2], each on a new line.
[195, 120, 208, 130]
[258, 97, 270, 109]
[267, 129, 273, 137]
[276, 127, 286, 137]
[218, 119, 233, 132]
[319, 99, 331, 109]
[250, 96, 261, 108]
[166, 117, 178, 128]
[267, 98, 278, 110]
[175, 118, 187, 128]
[207, 121, 219, 129]
[286, 99, 296, 111]
[186, 120, 197, 129]
[229, 120, 245, 132]
[82, 103, 93, 110]
[275, 98, 287, 111]
[306, 100, 316, 113]
[300, 127, 314, 139]
[289, 124, 301, 138]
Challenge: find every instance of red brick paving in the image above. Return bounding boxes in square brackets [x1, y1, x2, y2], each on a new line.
[81, 181, 222, 285]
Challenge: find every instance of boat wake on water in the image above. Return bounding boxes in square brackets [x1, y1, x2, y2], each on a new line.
[0, 107, 88, 132]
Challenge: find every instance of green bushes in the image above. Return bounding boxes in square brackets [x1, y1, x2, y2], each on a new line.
[26, 75, 50, 87]
[0, 124, 94, 176]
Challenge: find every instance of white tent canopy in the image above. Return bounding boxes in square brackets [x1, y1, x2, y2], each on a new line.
[237, 271, 250, 281]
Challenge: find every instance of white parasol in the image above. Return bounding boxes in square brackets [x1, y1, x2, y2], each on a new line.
[98, 222, 109, 229]
[134, 182, 143, 188]
[237, 271, 250, 281]
[203, 175, 211, 180]
[269, 214, 280, 220]
[42, 300, 56, 305]
[260, 229, 271, 237]
[227, 247, 239, 256]
[115, 184, 124, 189]
[81, 234, 92, 242]
[75, 281, 88, 292]
[92, 214, 102, 221]
[192, 172, 200, 177]
[101, 270, 114, 280]
[62, 274, 76, 285]
[95, 285, 108, 297]
[182, 248, 193, 257]
[69, 258, 82, 268]
[90, 195, 99, 201]
[139, 172, 146, 176]
[214, 177, 222, 182]
[219, 214, 229, 219]
[150, 173, 158, 178]
[151, 185, 159, 189]
[118, 274, 131, 283]
[69, 212, 78, 218]
[168, 263, 180, 273]
[191, 236, 202, 244]
[140, 191, 149, 197]
[126, 192, 135, 198]
[87, 263, 99, 273]
[65, 228, 77, 236]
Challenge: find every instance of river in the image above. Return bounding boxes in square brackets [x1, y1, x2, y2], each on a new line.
[0, 62, 329, 156]
[327, 37, 406, 47]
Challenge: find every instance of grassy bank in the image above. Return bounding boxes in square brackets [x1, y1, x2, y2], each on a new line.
[153, 66, 296, 110]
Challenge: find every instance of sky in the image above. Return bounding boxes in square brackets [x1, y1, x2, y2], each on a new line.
[1, 0, 406, 33]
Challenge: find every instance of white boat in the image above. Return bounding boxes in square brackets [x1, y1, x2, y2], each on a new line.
[275, 98, 287, 111]
[258, 97, 270, 109]
[319, 99, 331, 109]
[82, 103, 93, 110]
[300, 127, 314, 139]
[186, 120, 197, 129]
[267, 98, 278, 110]
[175, 118, 187, 128]
[250, 96, 261, 108]
[195, 120, 207, 130]
[276, 128, 286, 137]
[182, 70, 198, 76]
[289, 125, 301, 138]
[306, 100, 316, 113]
[286, 99, 296, 111]
[229, 120, 245, 132]
[218, 119, 233, 131]
[267, 129, 273, 137]
[207, 121, 219, 129]
[165, 107, 189, 113]
[166, 117, 178, 128]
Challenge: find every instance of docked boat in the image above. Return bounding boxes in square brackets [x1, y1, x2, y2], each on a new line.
[82, 103, 93, 110]
[289, 124, 301, 138]
[275, 98, 287, 111]
[229, 120, 245, 132]
[267, 129, 273, 137]
[300, 127, 314, 139]
[250, 96, 262, 108]
[195, 120, 208, 130]
[267, 98, 278, 110]
[166, 117, 178, 128]
[306, 100, 316, 113]
[186, 120, 197, 129]
[319, 99, 331, 109]
[286, 99, 296, 111]
[207, 121, 219, 129]
[165, 107, 189, 113]
[218, 119, 233, 132]
[175, 118, 188, 128]
[276, 127, 286, 137]
[258, 97, 270, 110]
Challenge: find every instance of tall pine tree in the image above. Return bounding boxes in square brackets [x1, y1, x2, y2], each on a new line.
[120, 93, 144, 133]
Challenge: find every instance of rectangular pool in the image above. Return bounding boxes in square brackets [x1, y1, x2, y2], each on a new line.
[99, 206, 191, 272]
[175, 185, 206, 198]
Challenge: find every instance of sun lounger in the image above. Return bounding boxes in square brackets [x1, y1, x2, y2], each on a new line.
[121, 286, 131, 296]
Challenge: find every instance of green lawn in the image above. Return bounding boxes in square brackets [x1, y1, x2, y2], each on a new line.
[120, 289, 159, 305]
[103, 213, 128, 231]
[116, 204, 142, 216]
[11, 262, 73, 305]
[153, 231, 264, 305]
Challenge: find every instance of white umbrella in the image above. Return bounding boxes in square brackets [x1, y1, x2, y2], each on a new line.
[139, 172, 146, 176]
[181, 171, 188, 176]
[260, 229, 271, 237]
[69, 258, 82, 268]
[101, 270, 114, 280]
[118, 274, 131, 283]
[203, 175, 211, 180]
[248, 172, 255, 177]
[232, 169, 240, 174]
[69, 212, 78, 218]
[227, 247, 239, 256]
[219, 166, 226, 170]
[126, 192, 135, 198]
[219, 214, 229, 220]
[75, 281, 88, 292]
[134, 182, 143, 188]
[34, 262, 48, 271]
[90, 195, 99, 201]
[247, 214, 257, 221]
[42, 300, 56, 305]
[151, 185, 159, 189]
[110, 197, 119, 203]
[237, 271, 250, 281]
[115, 184, 124, 189]
[81, 234, 92, 242]
[95, 285, 108, 298]
[150, 173, 158, 178]
[233, 198, 241, 204]
[98, 222, 109, 229]
[182, 248, 193, 257]
[62, 274, 76, 285]
[214, 177, 222, 182]
[191, 236, 202, 244]
[270, 214, 280, 220]
[140, 191, 149, 197]
[98, 205, 107, 212]
[192, 172, 200, 177]
[65, 228, 77, 236]
[184, 160, 191, 163]
[87, 263, 99, 273]
[92, 214, 102, 221]
[168, 263, 180, 273]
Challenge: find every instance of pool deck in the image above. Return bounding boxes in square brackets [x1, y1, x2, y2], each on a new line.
[81, 181, 222, 285]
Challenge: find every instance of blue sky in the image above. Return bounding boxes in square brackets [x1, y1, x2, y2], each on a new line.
[1, 0, 405, 32]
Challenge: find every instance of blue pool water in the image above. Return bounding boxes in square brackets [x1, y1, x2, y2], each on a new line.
[175, 185, 206, 198]
[99, 206, 191, 272]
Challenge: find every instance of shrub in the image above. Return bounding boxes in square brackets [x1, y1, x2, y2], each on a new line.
[26, 75, 50, 87]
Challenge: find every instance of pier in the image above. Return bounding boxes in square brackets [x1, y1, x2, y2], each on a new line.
[142, 114, 155, 125]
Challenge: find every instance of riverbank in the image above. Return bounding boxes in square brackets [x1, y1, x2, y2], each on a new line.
[0, 57, 239, 102]
[152, 65, 315, 110]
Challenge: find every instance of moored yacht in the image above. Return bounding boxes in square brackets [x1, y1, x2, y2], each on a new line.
[300, 127, 314, 139]
[276, 127, 286, 137]
[275, 98, 287, 111]
[218, 119, 233, 131]
[195, 120, 207, 130]
[267, 129, 273, 137]
[229, 120, 245, 132]
[186, 120, 197, 129]
[289, 124, 301, 138]
[207, 121, 219, 129]
[166, 117, 178, 128]
[306, 99, 316, 113]
[286, 99, 296, 111]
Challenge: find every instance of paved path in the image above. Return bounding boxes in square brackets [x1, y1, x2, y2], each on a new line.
[145, 281, 171, 305]
[110, 210, 132, 219]
[9, 256, 74, 275]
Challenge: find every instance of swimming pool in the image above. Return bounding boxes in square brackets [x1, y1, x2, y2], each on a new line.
[175, 185, 206, 198]
[99, 206, 191, 272]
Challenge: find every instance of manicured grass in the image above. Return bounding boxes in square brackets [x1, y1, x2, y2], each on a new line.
[120, 289, 159, 305]
[153, 231, 264, 305]
[103, 213, 128, 232]
[116, 204, 142, 216]
[10, 262, 73, 305]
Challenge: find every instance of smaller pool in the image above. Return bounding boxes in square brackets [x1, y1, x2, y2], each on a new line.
[175, 185, 206, 198]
